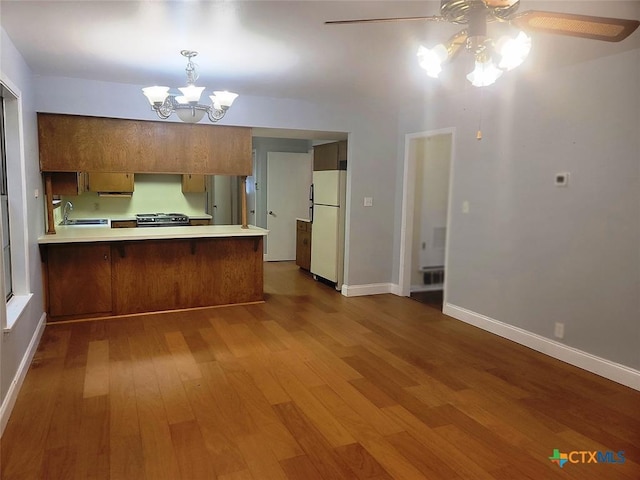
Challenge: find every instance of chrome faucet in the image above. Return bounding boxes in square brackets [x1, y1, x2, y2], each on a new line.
[63, 201, 73, 224]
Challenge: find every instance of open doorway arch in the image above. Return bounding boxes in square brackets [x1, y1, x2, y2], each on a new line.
[398, 128, 455, 308]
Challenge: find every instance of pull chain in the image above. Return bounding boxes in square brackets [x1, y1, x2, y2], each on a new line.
[476, 86, 484, 141]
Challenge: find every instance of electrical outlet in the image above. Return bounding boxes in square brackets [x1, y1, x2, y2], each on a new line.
[554, 322, 565, 339]
[364, 197, 373, 207]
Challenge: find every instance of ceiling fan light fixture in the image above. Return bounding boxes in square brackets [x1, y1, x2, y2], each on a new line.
[497, 30, 531, 70]
[467, 57, 503, 87]
[417, 43, 449, 78]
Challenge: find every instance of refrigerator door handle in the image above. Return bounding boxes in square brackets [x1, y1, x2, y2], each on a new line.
[309, 184, 314, 222]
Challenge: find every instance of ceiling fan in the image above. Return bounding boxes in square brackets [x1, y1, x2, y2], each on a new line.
[326, 0, 640, 86]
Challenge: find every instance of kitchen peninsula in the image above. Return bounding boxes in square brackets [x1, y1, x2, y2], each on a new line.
[38, 224, 268, 321]
[37, 113, 264, 322]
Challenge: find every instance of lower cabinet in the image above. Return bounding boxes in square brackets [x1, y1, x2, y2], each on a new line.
[110, 220, 137, 228]
[47, 243, 112, 318]
[189, 218, 212, 226]
[43, 237, 263, 321]
[296, 220, 312, 270]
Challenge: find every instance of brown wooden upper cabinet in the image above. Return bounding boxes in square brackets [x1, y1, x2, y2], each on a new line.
[313, 140, 347, 171]
[87, 172, 134, 193]
[182, 174, 206, 193]
[50, 171, 87, 195]
[37, 113, 252, 175]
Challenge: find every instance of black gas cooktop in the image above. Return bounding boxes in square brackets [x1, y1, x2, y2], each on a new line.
[135, 213, 189, 226]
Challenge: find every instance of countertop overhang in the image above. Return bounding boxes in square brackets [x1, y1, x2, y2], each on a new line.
[38, 224, 268, 245]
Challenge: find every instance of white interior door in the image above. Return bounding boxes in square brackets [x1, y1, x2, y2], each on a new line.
[266, 152, 312, 261]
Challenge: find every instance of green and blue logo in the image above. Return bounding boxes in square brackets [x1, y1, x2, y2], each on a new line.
[549, 449, 625, 468]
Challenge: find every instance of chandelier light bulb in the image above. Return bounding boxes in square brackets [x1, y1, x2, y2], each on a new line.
[178, 85, 205, 103]
[467, 58, 503, 87]
[417, 44, 449, 78]
[497, 31, 531, 71]
[213, 91, 239, 108]
[142, 86, 170, 105]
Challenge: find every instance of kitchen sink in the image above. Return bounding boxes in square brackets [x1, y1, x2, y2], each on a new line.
[61, 218, 110, 226]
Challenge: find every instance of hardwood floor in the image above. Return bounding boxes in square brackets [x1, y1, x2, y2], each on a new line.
[2, 262, 639, 479]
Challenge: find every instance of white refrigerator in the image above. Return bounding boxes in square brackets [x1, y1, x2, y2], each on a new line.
[310, 170, 346, 289]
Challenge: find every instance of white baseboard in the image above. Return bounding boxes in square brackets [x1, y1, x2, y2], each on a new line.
[443, 303, 640, 391]
[341, 283, 397, 297]
[0, 312, 47, 436]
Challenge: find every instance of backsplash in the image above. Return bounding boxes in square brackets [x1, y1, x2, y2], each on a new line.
[59, 174, 207, 218]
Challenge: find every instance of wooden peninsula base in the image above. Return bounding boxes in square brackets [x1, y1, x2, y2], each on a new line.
[39, 226, 267, 322]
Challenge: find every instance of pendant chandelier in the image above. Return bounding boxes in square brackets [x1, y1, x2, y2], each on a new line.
[142, 50, 238, 123]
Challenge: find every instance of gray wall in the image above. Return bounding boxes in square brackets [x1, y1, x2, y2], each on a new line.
[396, 47, 640, 370]
[0, 29, 46, 407]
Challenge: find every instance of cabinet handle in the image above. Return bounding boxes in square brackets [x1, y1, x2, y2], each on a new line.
[104, 254, 108, 260]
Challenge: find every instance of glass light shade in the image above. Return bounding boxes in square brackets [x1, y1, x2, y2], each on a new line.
[497, 31, 531, 71]
[178, 85, 205, 103]
[176, 107, 206, 123]
[467, 59, 503, 87]
[142, 86, 169, 105]
[417, 44, 448, 78]
[209, 95, 222, 110]
[175, 95, 189, 105]
[212, 91, 238, 108]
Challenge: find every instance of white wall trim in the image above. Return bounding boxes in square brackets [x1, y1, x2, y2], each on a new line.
[0, 312, 46, 437]
[444, 303, 640, 392]
[341, 283, 397, 297]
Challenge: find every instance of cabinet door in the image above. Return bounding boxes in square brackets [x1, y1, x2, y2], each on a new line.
[87, 172, 134, 193]
[182, 174, 206, 193]
[110, 220, 137, 228]
[313, 142, 339, 171]
[189, 218, 211, 226]
[49, 172, 86, 195]
[296, 220, 312, 270]
[47, 243, 112, 318]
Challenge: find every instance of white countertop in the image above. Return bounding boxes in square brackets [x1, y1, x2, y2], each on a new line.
[38, 224, 268, 244]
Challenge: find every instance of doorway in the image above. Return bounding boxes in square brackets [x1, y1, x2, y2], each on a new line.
[399, 129, 454, 310]
[265, 151, 312, 261]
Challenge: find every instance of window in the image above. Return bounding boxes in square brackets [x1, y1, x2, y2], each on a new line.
[0, 76, 33, 331]
[0, 92, 12, 301]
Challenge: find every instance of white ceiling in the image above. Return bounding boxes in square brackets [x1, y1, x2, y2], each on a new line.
[1, 1, 639, 112]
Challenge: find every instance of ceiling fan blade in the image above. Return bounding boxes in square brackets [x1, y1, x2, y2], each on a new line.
[325, 15, 445, 25]
[512, 10, 640, 42]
